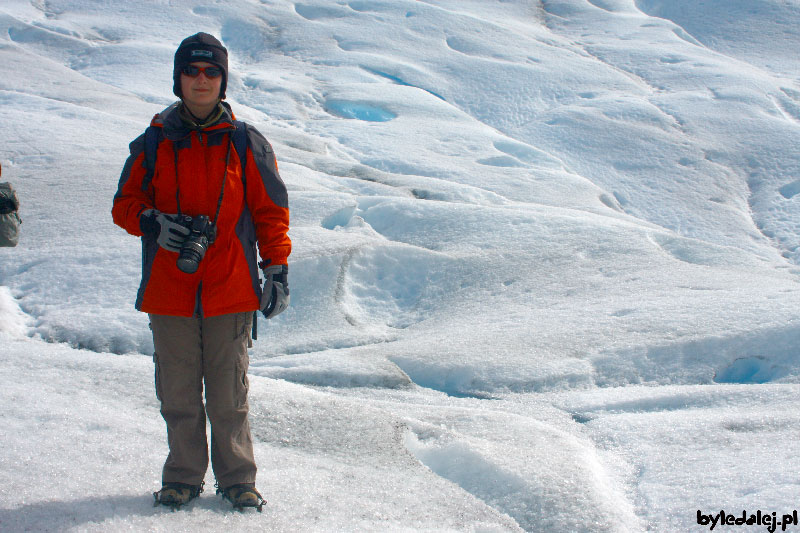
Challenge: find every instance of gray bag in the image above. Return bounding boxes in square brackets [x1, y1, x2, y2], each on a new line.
[0, 182, 21, 247]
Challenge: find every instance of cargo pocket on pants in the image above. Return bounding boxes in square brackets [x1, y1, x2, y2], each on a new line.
[153, 351, 163, 402]
[234, 311, 254, 348]
[234, 354, 250, 409]
[234, 312, 251, 408]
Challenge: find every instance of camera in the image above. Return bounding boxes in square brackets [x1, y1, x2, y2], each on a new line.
[176, 215, 216, 274]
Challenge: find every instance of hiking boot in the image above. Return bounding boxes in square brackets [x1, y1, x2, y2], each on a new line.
[218, 483, 266, 512]
[153, 481, 204, 509]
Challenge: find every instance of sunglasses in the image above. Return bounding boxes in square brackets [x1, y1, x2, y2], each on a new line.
[182, 64, 223, 78]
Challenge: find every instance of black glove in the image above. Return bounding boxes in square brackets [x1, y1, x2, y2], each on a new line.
[140, 209, 190, 252]
[260, 264, 290, 319]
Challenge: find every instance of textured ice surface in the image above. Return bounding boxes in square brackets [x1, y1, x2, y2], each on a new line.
[1, 0, 799, 530]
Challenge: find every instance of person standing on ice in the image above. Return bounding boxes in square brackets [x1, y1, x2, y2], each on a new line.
[112, 32, 291, 511]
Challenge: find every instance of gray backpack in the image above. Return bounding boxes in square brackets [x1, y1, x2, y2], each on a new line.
[0, 182, 21, 247]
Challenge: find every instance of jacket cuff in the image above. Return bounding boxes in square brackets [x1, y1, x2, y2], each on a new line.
[139, 208, 159, 235]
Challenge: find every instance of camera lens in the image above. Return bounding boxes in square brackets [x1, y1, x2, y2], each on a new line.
[176, 240, 206, 273]
[175, 215, 214, 274]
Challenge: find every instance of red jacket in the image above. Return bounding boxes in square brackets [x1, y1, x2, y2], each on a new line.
[112, 102, 291, 317]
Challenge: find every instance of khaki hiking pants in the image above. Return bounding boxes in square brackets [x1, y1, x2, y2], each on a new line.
[149, 312, 256, 488]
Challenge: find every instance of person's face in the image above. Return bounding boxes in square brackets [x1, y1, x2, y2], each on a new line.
[180, 61, 223, 114]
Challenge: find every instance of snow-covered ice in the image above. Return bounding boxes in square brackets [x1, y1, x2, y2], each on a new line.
[1, 0, 799, 531]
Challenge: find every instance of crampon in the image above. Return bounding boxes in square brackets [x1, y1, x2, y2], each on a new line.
[153, 481, 204, 510]
[217, 483, 266, 512]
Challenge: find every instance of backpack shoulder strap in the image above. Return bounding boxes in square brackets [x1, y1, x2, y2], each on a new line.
[141, 125, 163, 192]
[232, 120, 248, 182]
[231, 121, 256, 269]
[230, 120, 257, 341]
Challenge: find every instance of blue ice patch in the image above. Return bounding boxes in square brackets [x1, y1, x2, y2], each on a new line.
[325, 100, 397, 122]
[713, 356, 779, 384]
